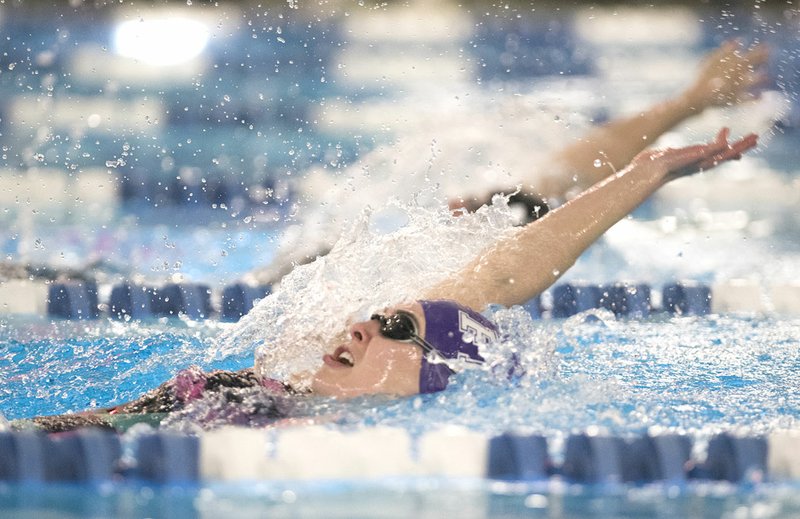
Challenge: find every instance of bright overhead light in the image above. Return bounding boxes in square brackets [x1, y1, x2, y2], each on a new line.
[113, 16, 210, 66]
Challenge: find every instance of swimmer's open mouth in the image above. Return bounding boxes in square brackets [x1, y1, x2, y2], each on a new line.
[332, 346, 354, 367]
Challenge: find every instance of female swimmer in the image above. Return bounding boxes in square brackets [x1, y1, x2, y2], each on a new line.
[24, 127, 758, 432]
[19, 40, 770, 432]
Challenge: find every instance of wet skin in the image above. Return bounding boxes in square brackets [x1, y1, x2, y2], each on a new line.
[310, 302, 426, 398]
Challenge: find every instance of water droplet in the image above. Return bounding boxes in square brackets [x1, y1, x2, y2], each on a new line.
[105, 158, 126, 168]
[593, 159, 602, 168]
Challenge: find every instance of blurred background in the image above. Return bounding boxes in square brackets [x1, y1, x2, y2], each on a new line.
[0, 0, 797, 288]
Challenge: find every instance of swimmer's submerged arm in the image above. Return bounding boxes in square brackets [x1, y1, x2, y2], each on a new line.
[428, 129, 758, 311]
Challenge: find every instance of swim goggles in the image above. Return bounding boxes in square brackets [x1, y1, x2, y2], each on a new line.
[371, 310, 445, 363]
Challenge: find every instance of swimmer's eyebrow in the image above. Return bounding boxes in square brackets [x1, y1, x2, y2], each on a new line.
[378, 304, 418, 319]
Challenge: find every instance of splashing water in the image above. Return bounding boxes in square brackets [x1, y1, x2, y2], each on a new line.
[251, 87, 585, 283]
[215, 196, 526, 384]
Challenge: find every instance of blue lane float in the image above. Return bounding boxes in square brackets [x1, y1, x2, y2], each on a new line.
[601, 283, 651, 318]
[550, 282, 651, 318]
[17, 278, 798, 321]
[663, 281, 712, 316]
[551, 283, 603, 318]
[131, 432, 199, 483]
[109, 282, 215, 320]
[0, 428, 796, 484]
[700, 433, 768, 483]
[521, 295, 543, 319]
[109, 283, 154, 320]
[560, 434, 692, 484]
[118, 169, 282, 212]
[47, 281, 99, 320]
[0, 431, 45, 482]
[487, 433, 549, 481]
[651, 434, 693, 482]
[561, 434, 628, 483]
[0, 429, 120, 482]
[44, 429, 122, 482]
[150, 283, 213, 320]
[221, 283, 271, 322]
[109, 281, 269, 321]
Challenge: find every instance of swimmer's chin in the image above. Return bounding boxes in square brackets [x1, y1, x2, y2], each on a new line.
[309, 370, 419, 399]
[286, 367, 366, 399]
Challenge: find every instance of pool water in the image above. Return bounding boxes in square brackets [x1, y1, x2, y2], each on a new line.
[0, 1, 799, 517]
[3, 310, 799, 438]
[4, 480, 800, 519]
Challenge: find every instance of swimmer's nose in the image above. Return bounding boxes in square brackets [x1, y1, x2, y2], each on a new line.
[349, 320, 377, 344]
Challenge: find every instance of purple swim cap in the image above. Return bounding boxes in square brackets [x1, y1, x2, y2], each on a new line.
[418, 300, 498, 394]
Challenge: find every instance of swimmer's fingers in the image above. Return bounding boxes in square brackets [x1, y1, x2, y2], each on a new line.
[666, 131, 758, 180]
[695, 133, 758, 171]
[654, 128, 731, 172]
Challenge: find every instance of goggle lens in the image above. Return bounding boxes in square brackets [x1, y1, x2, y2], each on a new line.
[371, 311, 417, 341]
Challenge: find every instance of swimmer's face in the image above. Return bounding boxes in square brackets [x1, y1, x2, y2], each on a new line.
[310, 303, 425, 398]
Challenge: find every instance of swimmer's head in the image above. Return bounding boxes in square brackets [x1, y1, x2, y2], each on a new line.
[310, 299, 497, 398]
[416, 299, 496, 393]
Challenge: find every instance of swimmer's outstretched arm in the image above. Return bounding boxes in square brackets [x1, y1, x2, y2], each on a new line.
[540, 41, 768, 197]
[428, 128, 758, 310]
[451, 42, 767, 212]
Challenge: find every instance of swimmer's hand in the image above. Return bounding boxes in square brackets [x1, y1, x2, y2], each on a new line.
[684, 40, 770, 109]
[630, 128, 758, 185]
